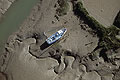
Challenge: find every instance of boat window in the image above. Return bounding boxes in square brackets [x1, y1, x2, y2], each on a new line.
[55, 32, 59, 37]
[51, 37, 55, 40]
[48, 38, 51, 42]
[59, 32, 63, 36]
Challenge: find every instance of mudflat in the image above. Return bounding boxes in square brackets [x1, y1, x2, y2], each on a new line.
[0, 0, 120, 80]
[82, 0, 120, 27]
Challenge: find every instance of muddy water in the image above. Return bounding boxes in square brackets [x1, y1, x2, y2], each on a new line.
[0, 0, 39, 52]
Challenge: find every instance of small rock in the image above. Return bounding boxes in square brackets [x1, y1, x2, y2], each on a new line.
[79, 64, 86, 73]
[64, 56, 75, 69]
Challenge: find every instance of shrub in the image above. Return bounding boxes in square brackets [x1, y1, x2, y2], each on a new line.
[56, 0, 70, 16]
[114, 11, 120, 28]
[73, 1, 120, 50]
[77, 2, 89, 16]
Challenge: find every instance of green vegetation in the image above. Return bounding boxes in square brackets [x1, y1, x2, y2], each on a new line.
[75, 2, 89, 16]
[74, 1, 120, 50]
[114, 11, 120, 28]
[99, 25, 120, 49]
[56, 0, 69, 16]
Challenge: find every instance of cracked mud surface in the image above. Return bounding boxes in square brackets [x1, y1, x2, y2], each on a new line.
[0, 0, 120, 80]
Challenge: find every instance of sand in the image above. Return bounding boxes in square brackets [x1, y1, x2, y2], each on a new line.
[0, 0, 120, 80]
[82, 0, 120, 27]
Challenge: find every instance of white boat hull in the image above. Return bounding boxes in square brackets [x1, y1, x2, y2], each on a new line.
[46, 28, 67, 44]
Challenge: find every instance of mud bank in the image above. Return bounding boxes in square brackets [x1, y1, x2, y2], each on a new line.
[0, 0, 39, 52]
[0, 0, 15, 19]
[0, 0, 120, 80]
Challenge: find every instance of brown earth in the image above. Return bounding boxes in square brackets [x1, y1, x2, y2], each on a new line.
[82, 0, 120, 27]
[0, 0, 120, 80]
[0, 72, 7, 80]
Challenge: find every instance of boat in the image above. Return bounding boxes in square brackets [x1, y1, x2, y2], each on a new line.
[46, 28, 67, 44]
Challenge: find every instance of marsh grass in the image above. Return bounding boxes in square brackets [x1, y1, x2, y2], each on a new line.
[114, 11, 120, 28]
[73, 1, 120, 50]
[56, 0, 70, 16]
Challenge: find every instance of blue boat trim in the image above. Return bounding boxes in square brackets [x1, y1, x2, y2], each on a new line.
[46, 28, 67, 44]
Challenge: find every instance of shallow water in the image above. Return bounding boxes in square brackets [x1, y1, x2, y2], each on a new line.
[0, 0, 39, 52]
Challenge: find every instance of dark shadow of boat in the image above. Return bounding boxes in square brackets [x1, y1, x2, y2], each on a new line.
[40, 41, 50, 50]
[40, 28, 67, 51]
